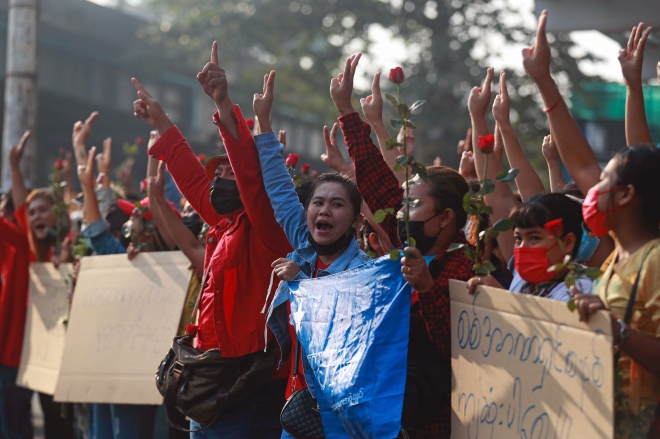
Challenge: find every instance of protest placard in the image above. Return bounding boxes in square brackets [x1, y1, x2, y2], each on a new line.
[54, 252, 190, 404]
[449, 280, 613, 439]
[16, 263, 72, 395]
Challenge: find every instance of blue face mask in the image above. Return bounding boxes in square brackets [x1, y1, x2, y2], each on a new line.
[576, 223, 600, 263]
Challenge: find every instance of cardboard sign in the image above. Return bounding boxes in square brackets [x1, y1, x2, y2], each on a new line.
[54, 252, 190, 404]
[16, 263, 73, 395]
[449, 280, 614, 439]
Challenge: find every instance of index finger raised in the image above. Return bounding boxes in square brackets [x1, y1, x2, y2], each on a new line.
[211, 41, 218, 65]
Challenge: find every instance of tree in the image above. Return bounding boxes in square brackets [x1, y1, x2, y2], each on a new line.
[144, 0, 599, 174]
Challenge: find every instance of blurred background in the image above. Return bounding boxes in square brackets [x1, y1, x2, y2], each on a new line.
[0, 0, 659, 190]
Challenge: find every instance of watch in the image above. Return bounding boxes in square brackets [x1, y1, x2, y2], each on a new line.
[613, 319, 629, 352]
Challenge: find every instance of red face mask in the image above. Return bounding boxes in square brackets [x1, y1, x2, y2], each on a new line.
[514, 245, 556, 285]
[582, 185, 626, 238]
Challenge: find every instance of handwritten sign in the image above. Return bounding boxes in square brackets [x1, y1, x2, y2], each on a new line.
[16, 263, 72, 395]
[54, 252, 190, 404]
[449, 280, 613, 439]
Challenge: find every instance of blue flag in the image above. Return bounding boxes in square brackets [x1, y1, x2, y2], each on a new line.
[288, 256, 412, 438]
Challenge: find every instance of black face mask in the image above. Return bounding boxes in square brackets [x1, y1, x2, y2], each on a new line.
[210, 177, 243, 215]
[182, 212, 203, 237]
[397, 213, 442, 255]
[308, 229, 355, 256]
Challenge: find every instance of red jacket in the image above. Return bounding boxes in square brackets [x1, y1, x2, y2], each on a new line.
[150, 105, 292, 358]
[0, 205, 30, 368]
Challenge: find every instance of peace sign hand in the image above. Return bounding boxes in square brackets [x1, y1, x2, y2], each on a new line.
[197, 41, 230, 105]
[619, 23, 652, 88]
[321, 123, 352, 176]
[330, 53, 361, 116]
[492, 71, 511, 125]
[360, 72, 384, 126]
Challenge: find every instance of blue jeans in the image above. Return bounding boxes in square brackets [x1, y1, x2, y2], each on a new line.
[190, 379, 286, 439]
[0, 365, 32, 439]
[87, 403, 157, 439]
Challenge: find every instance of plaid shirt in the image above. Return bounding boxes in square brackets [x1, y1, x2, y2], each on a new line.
[341, 112, 474, 438]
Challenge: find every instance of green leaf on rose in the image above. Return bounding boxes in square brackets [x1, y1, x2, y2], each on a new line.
[367, 251, 377, 259]
[567, 298, 576, 312]
[547, 263, 564, 273]
[389, 249, 400, 261]
[496, 168, 520, 183]
[492, 218, 514, 232]
[409, 100, 425, 112]
[385, 138, 403, 150]
[385, 94, 398, 108]
[396, 155, 409, 166]
[412, 163, 428, 182]
[404, 120, 417, 129]
[479, 179, 495, 196]
[393, 164, 402, 171]
[447, 243, 464, 252]
[482, 260, 496, 273]
[397, 104, 411, 119]
[564, 272, 576, 287]
[408, 237, 417, 248]
[474, 264, 491, 276]
[486, 228, 500, 238]
[584, 267, 603, 280]
[464, 246, 476, 260]
[462, 191, 472, 211]
[391, 119, 404, 129]
[373, 208, 394, 223]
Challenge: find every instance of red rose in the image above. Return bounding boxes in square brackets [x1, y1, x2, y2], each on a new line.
[301, 164, 311, 174]
[197, 154, 206, 163]
[285, 153, 299, 168]
[544, 218, 563, 237]
[477, 134, 495, 154]
[54, 159, 64, 170]
[246, 118, 255, 130]
[184, 324, 198, 336]
[140, 179, 148, 193]
[389, 67, 405, 84]
[136, 136, 145, 145]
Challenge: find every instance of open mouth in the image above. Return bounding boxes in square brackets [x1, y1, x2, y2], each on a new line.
[315, 220, 333, 232]
[33, 223, 47, 234]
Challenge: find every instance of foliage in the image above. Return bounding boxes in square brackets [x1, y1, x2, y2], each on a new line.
[144, 0, 599, 169]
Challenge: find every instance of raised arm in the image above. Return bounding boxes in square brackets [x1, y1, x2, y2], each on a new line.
[359, 72, 406, 183]
[468, 68, 517, 262]
[148, 162, 204, 270]
[619, 23, 653, 146]
[78, 147, 101, 226]
[133, 78, 221, 226]
[9, 130, 30, 210]
[492, 71, 545, 201]
[95, 137, 112, 189]
[541, 135, 566, 193]
[522, 10, 601, 195]
[71, 112, 98, 167]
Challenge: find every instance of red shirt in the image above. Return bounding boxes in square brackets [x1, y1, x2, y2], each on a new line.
[150, 106, 293, 359]
[284, 259, 330, 399]
[0, 205, 31, 368]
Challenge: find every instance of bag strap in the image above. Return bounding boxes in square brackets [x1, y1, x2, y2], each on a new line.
[291, 339, 301, 393]
[614, 247, 653, 364]
[190, 265, 212, 326]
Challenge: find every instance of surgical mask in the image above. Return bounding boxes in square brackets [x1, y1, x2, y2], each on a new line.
[576, 223, 600, 263]
[308, 230, 355, 256]
[182, 212, 203, 237]
[209, 177, 243, 215]
[397, 212, 442, 255]
[582, 185, 625, 238]
[514, 245, 556, 285]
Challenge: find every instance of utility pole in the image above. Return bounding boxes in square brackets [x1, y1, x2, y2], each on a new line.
[1, 0, 38, 191]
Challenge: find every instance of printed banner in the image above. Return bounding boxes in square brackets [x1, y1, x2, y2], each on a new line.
[290, 256, 411, 439]
[449, 280, 614, 439]
[16, 263, 73, 395]
[54, 252, 190, 404]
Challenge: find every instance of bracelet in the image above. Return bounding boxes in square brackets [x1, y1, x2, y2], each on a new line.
[544, 98, 563, 113]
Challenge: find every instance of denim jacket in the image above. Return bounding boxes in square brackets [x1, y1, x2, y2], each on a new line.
[255, 131, 370, 364]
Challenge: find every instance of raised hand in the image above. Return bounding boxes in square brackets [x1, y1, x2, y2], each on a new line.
[278, 130, 287, 149]
[456, 128, 472, 155]
[62, 152, 73, 180]
[77, 146, 97, 190]
[148, 161, 167, 200]
[253, 70, 275, 133]
[492, 71, 511, 125]
[96, 137, 112, 173]
[132, 78, 173, 137]
[321, 123, 352, 176]
[619, 23, 652, 88]
[541, 134, 559, 161]
[9, 130, 30, 168]
[330, 53, 361, 115]
[272, 258, 301, 281]
[197, 41, 230, 105]
[468, 68, 494, 118]
[360, 72, 384, 126]
[458, 150, 476, 179]
[522, 10, 551, 84]
[72, 112, 98, 154]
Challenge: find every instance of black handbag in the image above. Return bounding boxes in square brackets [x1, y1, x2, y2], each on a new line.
[280, 340, 325, 439]
[155, 267, 278, 432]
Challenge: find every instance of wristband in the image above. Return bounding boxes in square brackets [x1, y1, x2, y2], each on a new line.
[544, 98, 563, 113]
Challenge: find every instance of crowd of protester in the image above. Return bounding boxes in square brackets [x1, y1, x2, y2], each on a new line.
[1, 9, 660, 439]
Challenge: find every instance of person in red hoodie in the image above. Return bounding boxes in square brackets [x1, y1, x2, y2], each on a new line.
[0, 189, 32, 439]
[132, 41, 292, 438]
